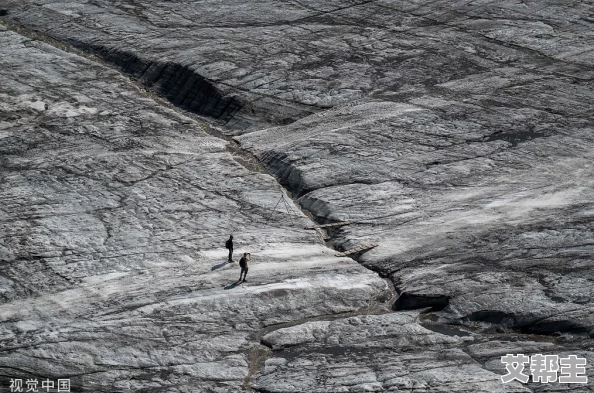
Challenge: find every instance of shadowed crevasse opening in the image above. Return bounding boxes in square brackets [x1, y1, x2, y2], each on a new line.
[463, 310, 592, 336]
[394, 293, 450, 312]
[68, 41, 244, 123]
[260, 150, 313, 198]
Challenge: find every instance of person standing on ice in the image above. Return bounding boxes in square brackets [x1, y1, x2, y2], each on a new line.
[239, 252, 250, 282]
[225, 235, 234, 262]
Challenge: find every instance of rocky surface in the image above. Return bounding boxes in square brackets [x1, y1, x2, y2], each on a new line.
[3, 0, 594, 132]
[0, 26, 390, 392]
[2, 0, 594, 392]
[257, 312, 529, 393]
[241, 96, 594, 337]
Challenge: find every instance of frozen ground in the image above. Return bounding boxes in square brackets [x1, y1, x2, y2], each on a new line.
[0, 27, 389, 392]
[1, 1, 594, 392]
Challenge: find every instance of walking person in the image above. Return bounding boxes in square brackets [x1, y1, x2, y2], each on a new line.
[225, 235, 234, 262]
[238, 252, 250, 282]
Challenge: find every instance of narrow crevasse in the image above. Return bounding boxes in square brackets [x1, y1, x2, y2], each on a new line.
[2, 3, 594, 389]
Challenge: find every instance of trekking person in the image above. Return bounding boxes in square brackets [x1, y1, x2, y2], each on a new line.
[239, 252, 250, 282]
[225, 235, 234, 262]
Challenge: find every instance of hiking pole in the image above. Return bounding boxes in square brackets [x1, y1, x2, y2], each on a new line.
[265, 194, 284, 223]
[281, 195, 296, 226]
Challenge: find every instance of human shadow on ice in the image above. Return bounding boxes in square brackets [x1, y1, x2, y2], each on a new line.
[211, 261, 232, 271]
[224, 281, 242, 290]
